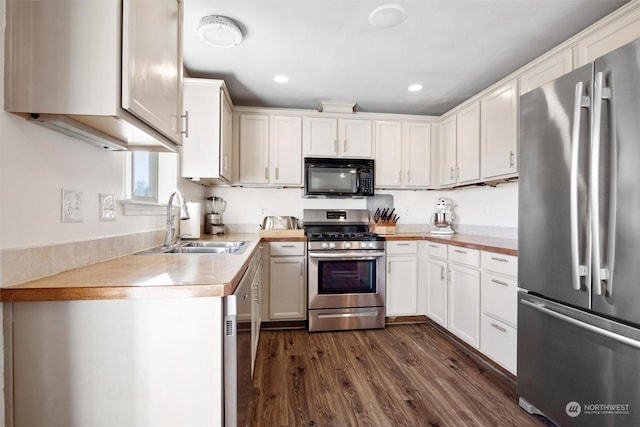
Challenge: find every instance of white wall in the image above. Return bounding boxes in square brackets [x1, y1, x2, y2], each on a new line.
[206, 182, 518, 230]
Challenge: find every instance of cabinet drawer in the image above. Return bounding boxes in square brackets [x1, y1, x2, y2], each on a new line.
[481, 272, 517, 326]
[448, 246, 480, 267]
[480, 314, 517, 374]
[425, 241, 447, 259]
[269, 241, 305, 256]
[386, 240, 417, 255]
[481, 251, 517, 277]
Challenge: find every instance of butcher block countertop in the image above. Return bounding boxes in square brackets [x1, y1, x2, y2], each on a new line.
[1, 232, 515, 302]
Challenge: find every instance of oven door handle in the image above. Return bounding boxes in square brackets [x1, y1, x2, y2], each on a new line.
[308, 251, 386, 260]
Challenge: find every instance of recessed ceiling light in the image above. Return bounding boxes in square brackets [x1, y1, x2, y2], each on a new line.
[369, 4, 406, 28]
[273, 75, 289, 84]
[408, 84, 423, 92]
[197, 15, 243, 48]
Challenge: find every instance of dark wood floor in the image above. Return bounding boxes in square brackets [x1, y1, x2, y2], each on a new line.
[251, 322, 552, 427]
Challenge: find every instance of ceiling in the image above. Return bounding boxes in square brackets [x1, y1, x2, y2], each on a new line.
[183, 0, 629, 116]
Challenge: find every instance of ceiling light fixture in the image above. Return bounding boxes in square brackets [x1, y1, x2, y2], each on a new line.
[197, 15, 243, 48]
[273, 75, 289, 84]
[368, 4, 406, 28]
[408, 84, 423, 92]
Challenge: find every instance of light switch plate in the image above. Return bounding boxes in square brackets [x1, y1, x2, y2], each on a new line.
[99, 193, 116, 221]
[61, 189, 83, 223]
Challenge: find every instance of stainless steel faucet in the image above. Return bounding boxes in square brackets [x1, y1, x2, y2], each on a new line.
[164, 190, 190, 247]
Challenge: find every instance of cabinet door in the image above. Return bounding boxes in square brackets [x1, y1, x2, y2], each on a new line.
[122, 0, 181, 143]
[437, 115, 457, 186]
[239, 115, 269, 184]
[456, 102, 480, 184]
[374, 121, 403, 187]
[220, 90, 233, 180]
[386, 256, 418, 316]
[339, 119, 372, 158]
[575, 7, 640, 67]
[270, 116, 302, 186]
[303, 117, 338, 156]
[519, 49, 573, 95]
[403, 121, 431, 188]
[181, 79, 222, 180]
[448, 263, 480, 348]
[481, 80, 518, 179]
[426, 257, 448, 327]
[269, 257, 306, 320]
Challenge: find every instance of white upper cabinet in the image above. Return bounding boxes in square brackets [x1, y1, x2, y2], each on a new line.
[519, 49, 573, 95]
[239, 115, 270, 185]
[270, 116, 303, 186]
[455, 102, 481, 184]
[181, 79, 233, 184]
[437, 114, 457, 187]
[575, 5, 640, 67]
[303, 117, 372, 158]
[375, 121, 431, 188]
[4, 0, 182, 151]
[480, 80, 518, 180]
[239, 113, 302, 187]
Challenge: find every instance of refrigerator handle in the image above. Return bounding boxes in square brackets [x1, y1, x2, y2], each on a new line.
[570, 81, 589, 290]
[590, 72, 611, 296]
[521, 299, 640, 349]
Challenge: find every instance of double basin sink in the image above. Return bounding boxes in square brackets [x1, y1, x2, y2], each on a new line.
[136, 241, 249, 255]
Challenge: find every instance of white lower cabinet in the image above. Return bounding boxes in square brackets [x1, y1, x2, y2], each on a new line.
[426, 242, 449, 327]
[267, 242, 306, 321]
[448, 260, 481, 348]
[386, 241, 418, 316]
[480, 251, 518, 374]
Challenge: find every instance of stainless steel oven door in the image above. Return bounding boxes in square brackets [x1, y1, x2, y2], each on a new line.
[308, 250, 385, 309]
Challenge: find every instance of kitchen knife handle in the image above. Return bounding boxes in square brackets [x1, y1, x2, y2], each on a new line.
[570, 81, 589, 291]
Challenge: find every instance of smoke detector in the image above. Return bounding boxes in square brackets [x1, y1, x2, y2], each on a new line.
[197, 15, 243, 48]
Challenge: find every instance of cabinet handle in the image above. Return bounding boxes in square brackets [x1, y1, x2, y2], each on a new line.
[429, 244, 439, 248]
[491, 323, 507, 333]
[447, 268, 451, 283]
[456, 166, 460, 179]
[300, 263, 304, 277]
[491, 279, 509, 287]
[334, 139, 338, 154]
[344, 140, 347, 153]
[264, 167, 268, 181]
[406, 170, 410, 183]
[280, 245, 296, 248]
[397, 243, 410, 246]
[275, 166, 279, 180]
[509, 150, 515, 168]
[180, 111, 189, 138]
[398, 170, 402, 183]
[491, 256, 508, 263]
[450, 167, 454, 179]
[440, 266, 445, 281]
[223, 156, 228, 172]
[454, 249, 467, 254]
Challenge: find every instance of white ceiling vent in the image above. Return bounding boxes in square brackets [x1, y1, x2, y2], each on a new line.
[318, 101, 356, 113]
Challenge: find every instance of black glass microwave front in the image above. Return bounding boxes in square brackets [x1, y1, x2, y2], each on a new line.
[304, 158, 374, 197]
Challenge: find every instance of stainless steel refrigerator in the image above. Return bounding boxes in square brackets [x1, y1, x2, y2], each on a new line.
[518, 37, 640, 426]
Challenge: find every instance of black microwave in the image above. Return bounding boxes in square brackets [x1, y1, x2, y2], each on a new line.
[304, 158, 374, 198]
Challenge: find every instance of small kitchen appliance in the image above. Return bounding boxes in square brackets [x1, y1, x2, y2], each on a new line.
[303, 158, 374, 198]
[429, 197, 455, 235]
[205, 196, 227, 234]
[304, 209, 386, 332]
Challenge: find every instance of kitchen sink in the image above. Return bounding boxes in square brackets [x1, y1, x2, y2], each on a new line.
[136, 241, 249, 255]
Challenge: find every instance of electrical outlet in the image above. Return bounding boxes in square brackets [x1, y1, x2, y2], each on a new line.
[61, 189, 83, 223]
[259, 207, 266, 218]
[403, 207, 410, 217]
[99, 193, 116, 221]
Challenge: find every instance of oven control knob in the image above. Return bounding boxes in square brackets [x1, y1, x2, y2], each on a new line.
[321, 242, 329, 249]
[360, 242, 367, 249]
[344, 242, 352, 249]
[369, 242, 376, 248]
[329, 242, 336, 249]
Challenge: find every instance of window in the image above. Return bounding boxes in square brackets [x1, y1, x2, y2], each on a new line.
[131, 152, 158, 202]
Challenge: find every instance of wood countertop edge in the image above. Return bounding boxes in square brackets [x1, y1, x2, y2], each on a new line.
[1, 233, 516, 302]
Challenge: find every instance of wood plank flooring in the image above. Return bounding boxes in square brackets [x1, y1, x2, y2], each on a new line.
[251, 322, 552, 427]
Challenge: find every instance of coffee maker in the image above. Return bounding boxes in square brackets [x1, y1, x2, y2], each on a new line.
[205, 196, 227, 234]
[430, 197, 455, 235]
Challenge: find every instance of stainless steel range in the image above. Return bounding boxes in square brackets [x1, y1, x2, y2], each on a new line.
[304, 209, 386, 332]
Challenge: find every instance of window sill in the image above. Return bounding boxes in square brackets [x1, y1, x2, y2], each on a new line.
[121, 200, 167, 216]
